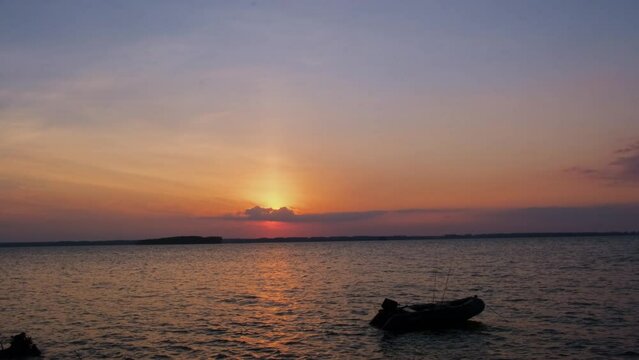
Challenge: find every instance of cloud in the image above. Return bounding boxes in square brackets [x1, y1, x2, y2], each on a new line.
[610, 145, 639, 182]
[564, 166, 602, 177]
[209, 206, 460, 223]
[243, 206, 296, 221]
[566, 140, 639, 184]
[5, 203, 639, 242]
[199, 204, 639, 237]
[615, 141, 639, 155]
[482, 204, 639, 232]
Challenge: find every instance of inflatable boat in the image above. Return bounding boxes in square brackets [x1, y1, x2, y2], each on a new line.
[370, 296, 485, 333]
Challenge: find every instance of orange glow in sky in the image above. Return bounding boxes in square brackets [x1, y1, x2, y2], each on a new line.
[1, 2, 639, 241]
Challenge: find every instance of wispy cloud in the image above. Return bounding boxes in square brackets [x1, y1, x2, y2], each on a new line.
[610, 141, 639, 182]
[615, 141, 639, 155]
[566, 140, 639, 184]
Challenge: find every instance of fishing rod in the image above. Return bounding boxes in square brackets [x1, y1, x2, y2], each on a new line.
[440, 266, 452, 302]
[432, 273, 437, 303]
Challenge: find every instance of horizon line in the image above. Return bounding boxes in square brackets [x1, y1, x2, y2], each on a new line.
[1, 231, 637, 248]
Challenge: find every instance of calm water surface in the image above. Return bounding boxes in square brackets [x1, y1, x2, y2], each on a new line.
[1, 237, 638, 359]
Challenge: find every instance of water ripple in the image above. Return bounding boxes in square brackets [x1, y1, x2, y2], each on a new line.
[0, 237, 637, 359]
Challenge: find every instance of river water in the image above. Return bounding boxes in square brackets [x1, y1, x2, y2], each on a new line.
[1, 237, 637, 359]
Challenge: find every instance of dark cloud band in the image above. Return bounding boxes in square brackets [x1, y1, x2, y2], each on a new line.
[208, 206, 466, 223]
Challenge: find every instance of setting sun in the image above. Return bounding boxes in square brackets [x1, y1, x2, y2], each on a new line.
[263, 194, 287, 210]
[247, 169, 297, 210]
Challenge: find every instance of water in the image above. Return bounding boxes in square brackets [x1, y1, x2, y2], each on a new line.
[1, 237, 637, 359]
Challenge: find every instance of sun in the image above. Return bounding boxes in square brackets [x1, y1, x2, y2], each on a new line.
[247, 168, 297, 209]
[263, 192, 287, 209]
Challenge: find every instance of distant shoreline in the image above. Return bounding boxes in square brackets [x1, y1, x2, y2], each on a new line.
[0, 231, 637, 248]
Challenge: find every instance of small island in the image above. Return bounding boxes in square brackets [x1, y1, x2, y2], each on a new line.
[0, 236, 223, 248]
[135, 236, 223, 245]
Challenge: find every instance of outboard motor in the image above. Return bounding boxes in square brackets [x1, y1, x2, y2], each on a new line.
[370, 298, 399, 329]
[381, 298, 399, 311]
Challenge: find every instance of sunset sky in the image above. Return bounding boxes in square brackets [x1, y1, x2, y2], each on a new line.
[1, 1, 639, 241]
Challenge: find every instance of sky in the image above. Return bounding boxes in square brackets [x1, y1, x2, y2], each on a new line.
[1, 0, 639, 241]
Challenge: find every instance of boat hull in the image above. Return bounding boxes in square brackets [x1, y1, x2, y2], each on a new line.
[370, 296, 485, 333]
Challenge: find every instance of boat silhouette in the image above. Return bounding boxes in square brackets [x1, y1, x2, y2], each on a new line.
[370, 296, 485, 333]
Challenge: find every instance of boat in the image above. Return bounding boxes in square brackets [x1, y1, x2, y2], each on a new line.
[370, 296, 485, 333]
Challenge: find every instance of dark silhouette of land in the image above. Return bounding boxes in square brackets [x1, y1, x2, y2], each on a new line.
[0, 236, 222, 248]
[0, 232, 636, 248]
[135, 236, 223, 245]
